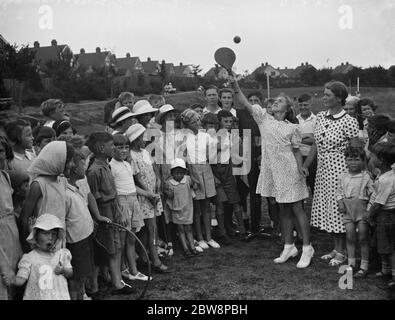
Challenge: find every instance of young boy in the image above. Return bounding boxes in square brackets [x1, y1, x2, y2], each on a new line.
[85, 132, 133, 295]
[40, 99, 69, 128]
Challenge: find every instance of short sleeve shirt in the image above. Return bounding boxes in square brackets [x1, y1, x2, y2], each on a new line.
[86, 159, 117, 203]
[109, 159, 137, 195]
[374, 170, 395, 210]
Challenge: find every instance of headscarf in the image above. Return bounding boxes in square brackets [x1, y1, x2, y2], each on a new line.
[27, 141, 67, 180]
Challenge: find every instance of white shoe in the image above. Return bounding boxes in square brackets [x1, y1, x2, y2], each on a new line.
[83, 293, 92, 300]
[207, 239, 221, 249]
[198, 240, 209, 249]
[195, 245, 204, 253]
[274, 245, 298, 264]
[211, 218, 218, 227]
[296, 245, 315, 269]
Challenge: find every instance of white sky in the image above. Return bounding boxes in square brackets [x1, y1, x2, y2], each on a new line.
[1, 0, 395, 73]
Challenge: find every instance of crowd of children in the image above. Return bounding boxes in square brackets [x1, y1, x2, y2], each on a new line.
[0, 83, 395, 300]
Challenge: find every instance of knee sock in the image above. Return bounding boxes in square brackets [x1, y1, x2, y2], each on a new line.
[348, 258, 356, 267]
[360, 259, 369, 271]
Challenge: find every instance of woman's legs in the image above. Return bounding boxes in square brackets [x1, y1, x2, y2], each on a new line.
[268, 197, 280, 233]
[292, 201, 310, 245]
[345, 222, 357, 266]
[357, 221, 369, 271]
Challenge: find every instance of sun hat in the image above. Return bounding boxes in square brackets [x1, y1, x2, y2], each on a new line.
[110, 106, 135, 127]
[125, 123, 146, 143]
[170, 158, 187, 170]
[155, 104, 175, 124]
[132, 100, 158, 116]
[26, 213, 65, 245]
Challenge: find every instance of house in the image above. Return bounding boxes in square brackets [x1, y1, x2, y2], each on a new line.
[332, 62, 354, 75]
[0, 34, 8, 49]
[141, 57, 161, 75]
[292, 62, 317, 79]
[162, 61, 176, 76]
[29, 39, 72, 74]
[174, 63, 194, 77]
[277, 67, 296, 79]
[115, 53, 143, 76]
[75, 47, 116, 74]
[251, 62, 282, 79]
[204, 66, 229, 80]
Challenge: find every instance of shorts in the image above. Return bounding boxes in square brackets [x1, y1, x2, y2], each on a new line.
[117, 194, 145, 233]
[342, 198, 368, 225]
[211, 164, 240, 204]
[66, 233, 95, 280]
[189, 164, 216, 200]
[375, 208, 395, 255]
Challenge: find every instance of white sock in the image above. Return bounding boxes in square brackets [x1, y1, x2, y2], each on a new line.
[284, 244, 294, 249]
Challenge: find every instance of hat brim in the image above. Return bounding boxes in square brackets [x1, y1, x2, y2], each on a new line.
[127, 127, 146, 143]
[110, 113, 135, 126]
[133, 108, 158, 116]
[156, 109, 175, 124]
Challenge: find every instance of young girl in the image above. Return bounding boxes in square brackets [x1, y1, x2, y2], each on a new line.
[164, 158, 201, 257]
[231, 76, 314, 268]
[336, 145, 373, 277]
[0, 136, 23, 300]
[4, 119, 35, 172]
[368, 142, 395, 288]
[126, 124, 170, 273]
[20, 141, 74, 251]
[180, 108, 220, 250]
[53, 120, 75, 140]
[32, 126, 56, 155]
[12, 214, 73, 300]
[110, 134, 150, 281]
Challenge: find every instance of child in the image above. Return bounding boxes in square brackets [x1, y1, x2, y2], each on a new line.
[20, 141, 73, 251]
[85, 132, 134, 294]
[12, 214, 73, 300]
[109, 106, 137, 135]
[0, 136, 23, 300]
[126, 124, 171, 273]
[32, 126, 56, 155]
[53, 120, 75, 139]
[4, 119, 35, 172]
[336, 145, 373, 277]
[368, 142, 395, 288]
[164, 158, 201, 257]
[180, 108, 220, 250]
[40, 99, 69, 128]
[110, 134, 150, 281]
[213, 110, 247, 241]
[7, 170, 29, 217]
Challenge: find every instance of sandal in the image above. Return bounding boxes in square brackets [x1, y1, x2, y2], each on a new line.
[354, 269, 369, 278]
[152, 263, 172, 274]
[321, 250, 338, 261]
[328, 252, 346, 266]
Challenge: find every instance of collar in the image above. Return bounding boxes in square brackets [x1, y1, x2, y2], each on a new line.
[66, 183, 78, 192]
[325, 109, 346, 120]
[13, 150, 34, 161]
[168, 176, 187, 186]
[203, 106, 221, 114]
[93, 158, 109, 167]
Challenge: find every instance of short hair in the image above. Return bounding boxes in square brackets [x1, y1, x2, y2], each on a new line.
[118, 92, 134, 104]
[4, 119, 31, 144]
[52, 120, 73, 137]
[298, 93, 312, 103]
[219, 87, 234, 98]
[217, 109, 234, 122]
[148, 94, 165, 105]
[33, 126, 56, 146]
[324, 81, 348, 106]
[40, 99, 63, 117]
[86, 132, 113, 154]
[344, 145, 365, 161]
[358, 98, 378, 111]
[205, 85, 219, 95]
[247, 91, 262, 101]
[372, 142, 395, 166]
[0, 135, 14, 161]
[113, 133, 128, 145]
[201, 113, 219, 126]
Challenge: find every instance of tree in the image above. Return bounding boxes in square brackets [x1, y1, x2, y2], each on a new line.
[159, 60, 167, 84]
[315, 68, 332, 85]
[192, 64, 202, 77]
[388, 65, 395, 87]
[300, 67, 318, 86]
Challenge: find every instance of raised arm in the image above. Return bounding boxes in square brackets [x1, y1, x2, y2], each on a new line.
[229, 74, 254, 114]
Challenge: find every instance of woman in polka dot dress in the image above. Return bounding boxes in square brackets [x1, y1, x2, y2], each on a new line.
[303, 81, 359, 266]
[231, 76, 314, 269]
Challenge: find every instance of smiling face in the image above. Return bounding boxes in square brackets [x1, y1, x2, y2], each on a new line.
[298, 99, 312, 118]
[35, 228, 59, 252]
[220, 92, 233, 110]
[361, 104, 374, 118]
[114, 143, 129, 161]
[205, 88, 219, 107]
[345, 155, 363, 173]
[58, 127, 74, 139]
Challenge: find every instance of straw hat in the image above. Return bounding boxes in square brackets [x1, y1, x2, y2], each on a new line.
[155, 104, 175, 124]
[125, 123, 146, 143]
[110, 106, 135, 127]
[132, 100, 158, 116]
[170, 158, 187, 170]
[26, 214, 65, 245]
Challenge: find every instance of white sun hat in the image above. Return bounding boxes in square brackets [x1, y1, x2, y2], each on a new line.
[170, 158, 187, 170]
[125, 123, 146, 143]
[156, 104, 175, 123]
[132, 100, 158, 116]
[26, 213, 65, 245]
[110, 106, 135, 127]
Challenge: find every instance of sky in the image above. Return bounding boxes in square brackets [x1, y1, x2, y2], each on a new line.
[1, 0, 395, 74]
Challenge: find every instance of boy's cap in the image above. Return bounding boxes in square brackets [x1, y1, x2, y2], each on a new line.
[171, 158, 187, 170]
[156, 104, 175, 123]
[125, 123, 146, 143]
[132, 100, 158, 116]
[110, 106, 135, 126]
[26, 213, 65, 245]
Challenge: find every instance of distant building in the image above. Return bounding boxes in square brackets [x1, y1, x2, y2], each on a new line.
[292, 62, 317, 79]
[277, 67, 296, 79]
[115, 53, 143, 76]
[75, 47, 116, 74]
[251, 62, 282, 79]
[332, 62, 354, 75]
[163, 61, 176, 76]
[141, 57, 161, 75]
[174, 63, 194, 77]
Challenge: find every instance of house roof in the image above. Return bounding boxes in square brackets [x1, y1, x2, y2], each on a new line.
[76, 51, 111, 70]
[251, 63, 276, 76]
[292, 63, 317, 78]
[142, 59, 160, 74]
[174, 64, 192, 76]
[115, 56, 141, 75]
[332, 62, 354, 74]
[164, 63, 175, 74]
[278, 68, 296, 78]
[29, 44, 68, 70]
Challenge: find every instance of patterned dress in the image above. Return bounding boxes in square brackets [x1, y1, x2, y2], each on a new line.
[252, 105, 308, 203]
[311, 110, 359, 233]
[130, 149, 163, 219]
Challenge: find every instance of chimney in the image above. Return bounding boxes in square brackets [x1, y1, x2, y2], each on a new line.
[126, 52, 131, 58]
[265, 62, 268, 66]
[147, 57, 151, 61]
[301, 62, 304, 66]
[33, 41, 40, 48]
[180, 62, 183, 66]
[341, 62, 344, 66]
[285, 66, 288, 70]
[346, 61, 349, 65]
[96, 47, 101, 53]
[80, 48, 85, 54]
[261, 63, 264, 67]
[305, 61, 308, 66]
[51, 39, 57, 46]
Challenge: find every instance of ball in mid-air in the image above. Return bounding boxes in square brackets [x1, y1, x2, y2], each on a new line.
[233, 36, 241, 44]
